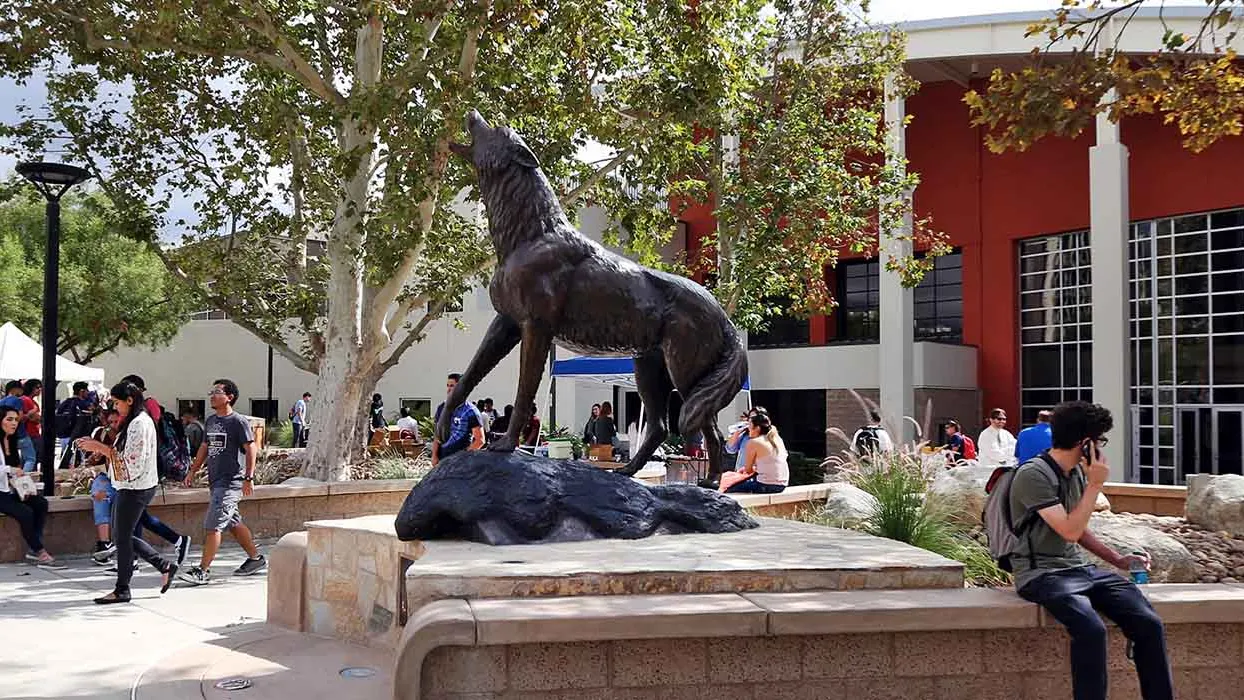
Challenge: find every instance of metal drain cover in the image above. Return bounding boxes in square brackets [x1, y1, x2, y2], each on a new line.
[340, 666, 377, 679]
[214, 678, 253, 691]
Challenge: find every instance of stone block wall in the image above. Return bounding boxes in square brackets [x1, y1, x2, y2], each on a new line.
[0, 480, 417, 562]
[914, 387, 982, 438]
[420, 624, 1244, 700]
[299, 516, 424, 649]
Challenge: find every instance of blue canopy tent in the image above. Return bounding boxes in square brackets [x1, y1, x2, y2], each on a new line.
[550, 356, 750, 391]
[550, 356, 752, 431]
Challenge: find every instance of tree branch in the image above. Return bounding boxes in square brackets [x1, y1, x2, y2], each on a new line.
[381, 300, 448, 372]
[148, 244, 318, 374]
[239, 0, 347, 105]
[560, 147, 633, 208]
[63, 9, 345, 105]
[77, 333, 127, 364]
[370, 0, 493, 334]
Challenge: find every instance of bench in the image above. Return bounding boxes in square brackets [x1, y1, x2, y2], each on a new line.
[396, 583, 1244, 700]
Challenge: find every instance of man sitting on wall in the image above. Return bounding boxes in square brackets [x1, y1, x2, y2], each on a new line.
[1009, 401, 1172, 700]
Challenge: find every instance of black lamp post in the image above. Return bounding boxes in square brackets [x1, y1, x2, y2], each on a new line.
[16, 161, 91, 498]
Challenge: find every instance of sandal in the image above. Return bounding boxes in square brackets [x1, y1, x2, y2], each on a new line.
[93, 591, 131, 605]
[161, 563, 178, 594]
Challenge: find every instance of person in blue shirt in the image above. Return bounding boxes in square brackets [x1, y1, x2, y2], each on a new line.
[1014, 409, 1054, 463]
[0, 381, 24, 419]
[432, 373, 485, 465]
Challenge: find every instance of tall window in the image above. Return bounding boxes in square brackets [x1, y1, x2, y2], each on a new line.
[749, 300, 811, 348]
[914, 251, 963, 343]
[1131, 209, 1244, 484]
[749, 389, 827, 459]
[1020, 207, 1244, 485]
[1017, 232, 1094, 427]
[838, 260, 880, 341]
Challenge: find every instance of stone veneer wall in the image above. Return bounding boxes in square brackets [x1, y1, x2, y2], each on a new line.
[0, 479, 416, 562]
[420, 624, 1244, 700]
[825, 388, 982, 453]
[915, 387, 982, 435]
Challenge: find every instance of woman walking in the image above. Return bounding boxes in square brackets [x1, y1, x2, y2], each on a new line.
[78, 381, 177, 603]
[0, 406, 63, 568]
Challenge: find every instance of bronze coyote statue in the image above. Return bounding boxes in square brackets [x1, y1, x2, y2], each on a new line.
[437, 111, 748, 482]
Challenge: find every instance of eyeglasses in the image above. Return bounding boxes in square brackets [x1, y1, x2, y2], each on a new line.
[207, 389, 227, 396]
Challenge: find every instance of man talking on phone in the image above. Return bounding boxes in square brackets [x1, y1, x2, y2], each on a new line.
[1008, 401, 1172, 700]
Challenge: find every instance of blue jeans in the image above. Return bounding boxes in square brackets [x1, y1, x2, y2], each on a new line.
[1019, 566, 1173, 700]
[724, 475, 786, 494]
[18, 436, 36, 472]
[89, 473, 180, 543]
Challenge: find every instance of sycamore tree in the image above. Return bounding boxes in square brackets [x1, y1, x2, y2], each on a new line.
[0, 186, 194, 362]
[965, 0, 1244, 153]
[0, 0, 932, 478]
[617, 0, 945, 328]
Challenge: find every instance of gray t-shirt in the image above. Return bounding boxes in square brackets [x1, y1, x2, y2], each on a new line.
[1008, 455, 1089, 591]
[204, 412, 254, 489]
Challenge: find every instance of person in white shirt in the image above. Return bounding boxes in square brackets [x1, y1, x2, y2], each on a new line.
[78, 381, 178, 603]
[977, 408, 1017, 467]
[396, 407, 420, 440]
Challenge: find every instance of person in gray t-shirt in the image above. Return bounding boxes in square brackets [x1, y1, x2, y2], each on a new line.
[1008, 401, 1171, 700]
[178, 379, 266, 586]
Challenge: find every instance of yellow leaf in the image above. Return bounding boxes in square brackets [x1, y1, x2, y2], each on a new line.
[1062, 97, 1076, 110]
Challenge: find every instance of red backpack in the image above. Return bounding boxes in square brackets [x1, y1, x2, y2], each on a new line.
[961, 434, 977, 460]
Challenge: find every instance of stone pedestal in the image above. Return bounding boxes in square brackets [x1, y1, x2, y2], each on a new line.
[269, 514, 965, 650]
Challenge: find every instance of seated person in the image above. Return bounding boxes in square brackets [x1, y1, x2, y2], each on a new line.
[1, 405, 63, 568]
[395, 407, 420, 441]
[718, 412, 788, 495]
[1009, 401, 1170, 700]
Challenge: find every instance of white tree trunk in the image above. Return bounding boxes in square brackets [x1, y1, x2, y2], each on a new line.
[302, 15, 384, 481]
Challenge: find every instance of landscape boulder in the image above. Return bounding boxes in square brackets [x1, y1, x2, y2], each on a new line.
[1086, 513, 1199, 583]
[820, 482, 880, 527]
[928, 463, 1111, 525]
[928, 465, 996, 524]
[395, 450, 758, 545]
[1186, 474, 1244, 537]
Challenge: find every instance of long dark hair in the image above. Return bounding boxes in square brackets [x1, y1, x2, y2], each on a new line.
[110, 381, 147, 452]
[750, 411, 780, 451]
[1, 406, 19, 464]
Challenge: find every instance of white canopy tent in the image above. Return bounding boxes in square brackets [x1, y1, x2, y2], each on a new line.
[0, 321, 106, 385]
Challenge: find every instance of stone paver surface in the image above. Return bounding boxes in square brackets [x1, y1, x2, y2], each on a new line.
[0, 539, 387, 700]
[406, 516, 961, 577]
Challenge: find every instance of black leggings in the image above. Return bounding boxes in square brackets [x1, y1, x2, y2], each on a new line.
[0, 490, 47, 553]
[111, 487, 171, 595]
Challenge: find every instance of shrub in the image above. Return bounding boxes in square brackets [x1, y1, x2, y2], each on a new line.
[266, 419, 295, 448]
[348, 450, 433, 481]
[851, 453, 957, 553]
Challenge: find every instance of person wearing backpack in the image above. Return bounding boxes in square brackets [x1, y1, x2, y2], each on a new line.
[943, 420, 976, 463]
[851, 411, 893, 457]
[1004, 401, 1170, 700]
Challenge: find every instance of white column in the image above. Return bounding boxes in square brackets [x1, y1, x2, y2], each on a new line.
[879, 78, 915, 442]
[1089, 100, 1132, 482]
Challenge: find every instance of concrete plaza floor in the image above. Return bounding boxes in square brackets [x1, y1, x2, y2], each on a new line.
[0, 540, 390, 700]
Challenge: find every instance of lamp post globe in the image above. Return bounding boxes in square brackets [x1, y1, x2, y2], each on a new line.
[16, 161, 92, 497]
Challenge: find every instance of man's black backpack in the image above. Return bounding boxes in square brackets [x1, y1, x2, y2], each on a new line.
[55, 398, 77, 438]
[853, 426, 882, 455]
[154, 405, 192, 482]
